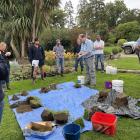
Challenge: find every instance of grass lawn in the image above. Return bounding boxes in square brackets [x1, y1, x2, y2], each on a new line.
[106, 57, 140, 70]
[0, 72, 140, 140]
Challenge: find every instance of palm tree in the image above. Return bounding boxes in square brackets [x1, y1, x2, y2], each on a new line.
[0, 0, 60, 59]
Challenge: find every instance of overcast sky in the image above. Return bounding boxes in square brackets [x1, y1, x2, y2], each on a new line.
[61, 0, 140, 14]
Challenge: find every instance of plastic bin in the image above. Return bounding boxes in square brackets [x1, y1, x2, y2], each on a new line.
[62, 123, 81, 140]
[105, 81, 112, 89]
[91, 112, 117, 136]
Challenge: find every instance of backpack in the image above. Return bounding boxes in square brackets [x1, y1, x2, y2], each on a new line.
[0, 59, 8, 80]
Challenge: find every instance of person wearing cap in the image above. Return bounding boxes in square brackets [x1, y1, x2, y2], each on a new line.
[94, 34, 105, 72]
[78, 34, 96, 86]
[28, 37, 45, 83]
[53, 39, 65, 76]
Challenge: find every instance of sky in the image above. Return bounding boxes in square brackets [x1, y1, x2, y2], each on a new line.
[61, 0, 140, 14]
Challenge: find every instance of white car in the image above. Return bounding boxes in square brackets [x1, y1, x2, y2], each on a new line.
[121, 41, 137, 54]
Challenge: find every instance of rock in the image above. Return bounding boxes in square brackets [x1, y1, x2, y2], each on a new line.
[54, 111, 69, 124]
[11, 95, 20, 101]
[73, 117, 85, 128]
[41, 109, 54, 121]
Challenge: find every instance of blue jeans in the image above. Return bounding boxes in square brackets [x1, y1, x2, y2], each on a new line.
[95, 54, 104, 71]
[56, 58, 64, 73]
[0, 100, 4, 124]
[75, 57, 84, 72]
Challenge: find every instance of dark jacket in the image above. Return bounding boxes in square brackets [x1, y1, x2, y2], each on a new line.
[1, 51, 10, 67]
[28, 45, 45, 63]
[0, 53, 7, 102]
[74, 45, 81, 54]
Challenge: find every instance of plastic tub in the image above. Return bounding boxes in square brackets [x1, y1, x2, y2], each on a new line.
[91, 112, 117, 136]
[105, 81, 112, 89]
[62, 123, 81, 140]
[77, 76, 85, 85]
[112, 80, 124, 93]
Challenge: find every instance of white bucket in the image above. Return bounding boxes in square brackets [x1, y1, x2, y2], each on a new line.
[77, 76, 85, 85]
[106, 66, 117, 75]
[112, 80, 124, 93]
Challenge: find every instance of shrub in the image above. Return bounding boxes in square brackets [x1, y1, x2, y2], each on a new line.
[117, 39, 127, 47]
[112, 48, 119, 55]
[104, 50, 111, 56]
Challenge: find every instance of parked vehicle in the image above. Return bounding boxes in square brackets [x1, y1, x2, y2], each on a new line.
[121, 41, 137, 54]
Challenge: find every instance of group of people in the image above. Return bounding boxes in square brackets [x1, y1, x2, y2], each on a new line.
[28, 38, 65, 84]
[29, 34, 105, 86]
[0, 34, 105, 125]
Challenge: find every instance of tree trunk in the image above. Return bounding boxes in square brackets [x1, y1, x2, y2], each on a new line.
[21, 37, 25, 58]
[32, 0, 37, 42]
[10, 37, 20, 59]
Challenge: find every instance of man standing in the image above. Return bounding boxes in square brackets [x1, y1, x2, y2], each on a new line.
[29, 37, 45, 83]
[74, 38, 84, 73]
[78, 34, 96, 86]
[53, 39, 65, 76]
[94, 35, 105, 72]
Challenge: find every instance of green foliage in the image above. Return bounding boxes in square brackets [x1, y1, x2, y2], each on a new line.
[112, 48, 119, 55]
[83, 109, 90, 120]
[115, 21, 140, 41]
[49, 9, 66, 28]
[117, 39, 127, 47]
[73, 117, 85, 128]
[107, 32, 116, 44]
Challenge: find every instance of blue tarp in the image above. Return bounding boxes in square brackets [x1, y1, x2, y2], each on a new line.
[8, 82, 98, 140]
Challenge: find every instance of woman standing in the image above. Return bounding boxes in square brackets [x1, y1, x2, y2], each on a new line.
[0, 42, 8, 124]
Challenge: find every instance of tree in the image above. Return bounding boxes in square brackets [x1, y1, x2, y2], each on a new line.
[64, 0, 75, 29]
[105, 0, 128, 28]
[49, 9, 66, 28]
[77, 0, 106, 32]
[77, 0, 88, 28]
[0, 0, 60, 59]
[115, 21, 140, 41]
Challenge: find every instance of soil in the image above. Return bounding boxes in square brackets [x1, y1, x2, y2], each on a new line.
[40, 87, 50, 93]
[74, 83, 81, 88]
[41, 109, 54, 121]
[54, 113, 69, 124]
[48, 84, 57, 90]
[30, 122, 53, 132]
[97, 91, 108, 102]
[16, 104, 32, 113]
[113, 94, 128, 108]
[30, 100, 42, 109]
[10, 101, 27, 109]
[11, 95, 20, 101]
[21, 90, 29, 96]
